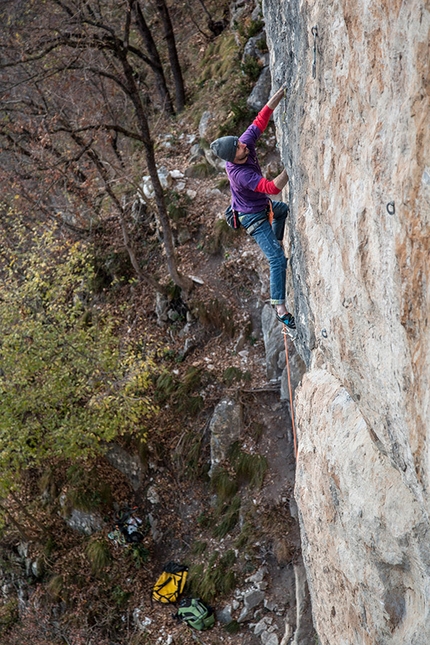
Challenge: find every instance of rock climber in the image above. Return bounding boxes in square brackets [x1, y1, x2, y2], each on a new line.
[210, 84, 295, 333]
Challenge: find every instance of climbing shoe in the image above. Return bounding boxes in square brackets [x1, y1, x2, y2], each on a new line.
[277, 312, 297, 340]
[276, 312, 296, 329]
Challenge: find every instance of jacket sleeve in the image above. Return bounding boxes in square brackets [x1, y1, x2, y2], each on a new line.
[253, 105, 274, 133]
[255, 177, 281, 195]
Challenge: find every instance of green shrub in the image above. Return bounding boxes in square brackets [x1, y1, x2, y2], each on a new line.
[217, 94, 254, 138]
[236, 17, 264, 40]
[65, 464, 113, 512]
[213, 495, 241, 538]
[211, 467, 238, 503]
[184, 162, 215, 178]
[86, 539, 112, 575]
[0, 229, 154, 499]
[154, 371, 177, 404]
[222, 366, 246, 385]
[153, 367, 205, 417]
[0, 598, 18, 631]
[173, 430, 204, 480]
[191, 540, 207, 556]
[112, 585, 132, 607]
[131, 544, 149, 568]
[187, 549, 237, 603]
[217, 177, 230, 190]
[166, 191, 191, 222]
[47, 574, 64, 601]
[228, 441, 268, 488]
[241, 55, 262, 82]
[224, 620, 241, 634]
[249, 421, 265, 443]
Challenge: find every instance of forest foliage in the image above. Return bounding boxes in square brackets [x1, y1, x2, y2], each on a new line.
[0, 221, 155, 499]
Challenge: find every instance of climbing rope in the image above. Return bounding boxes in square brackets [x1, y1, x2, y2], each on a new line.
[282, 326, 298, 460]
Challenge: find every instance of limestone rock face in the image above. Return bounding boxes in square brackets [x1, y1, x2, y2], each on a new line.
[263, 0, 430, 643]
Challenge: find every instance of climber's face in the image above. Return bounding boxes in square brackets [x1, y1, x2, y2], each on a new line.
[233, 141, 249, 164]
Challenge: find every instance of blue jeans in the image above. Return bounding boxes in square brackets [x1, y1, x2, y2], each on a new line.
[239, 201, 288, 305]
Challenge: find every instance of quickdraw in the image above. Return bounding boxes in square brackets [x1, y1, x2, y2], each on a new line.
[312, 26, 318, 79]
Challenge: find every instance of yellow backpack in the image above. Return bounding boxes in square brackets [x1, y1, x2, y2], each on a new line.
[152, 562, 189, 604]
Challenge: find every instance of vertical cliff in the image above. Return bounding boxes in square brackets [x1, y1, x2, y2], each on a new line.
[263, 0, 430, 642]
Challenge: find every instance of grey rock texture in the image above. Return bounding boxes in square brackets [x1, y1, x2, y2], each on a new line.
[209, 398, 242, 475]
[105, 444, 143, 490]
[62, 507, 102, 535]
[261, 304, 284, 380]
[263, 0, 430, 643]
[247, 65, 272, 111]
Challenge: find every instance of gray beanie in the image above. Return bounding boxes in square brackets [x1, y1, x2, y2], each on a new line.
[210, 136, 239, 162]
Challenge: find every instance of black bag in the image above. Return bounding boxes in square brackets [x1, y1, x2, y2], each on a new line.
[224, 205, 241, 230]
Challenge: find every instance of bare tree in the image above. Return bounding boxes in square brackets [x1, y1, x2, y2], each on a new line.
[133, 0, 174, 114]
[0, 0, 193, 293]
[154, 0, 186, 112]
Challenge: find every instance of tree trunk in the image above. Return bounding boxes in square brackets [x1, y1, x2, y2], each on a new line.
[154, 0, 186, 112]
[120, 55, 192, 293]
[134, 1, 174, 115]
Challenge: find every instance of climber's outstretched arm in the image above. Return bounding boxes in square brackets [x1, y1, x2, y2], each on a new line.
[267, 83, 287, 110]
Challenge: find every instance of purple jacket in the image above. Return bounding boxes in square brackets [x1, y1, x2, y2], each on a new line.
[226, 122, 268, 214]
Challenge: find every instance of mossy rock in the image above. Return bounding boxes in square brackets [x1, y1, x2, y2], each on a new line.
[184, 161, 217, 178]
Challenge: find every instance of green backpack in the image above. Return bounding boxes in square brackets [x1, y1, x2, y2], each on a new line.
[176, 598, 215, 631]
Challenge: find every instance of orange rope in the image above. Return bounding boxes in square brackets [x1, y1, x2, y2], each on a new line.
[282, 326, 297, 459]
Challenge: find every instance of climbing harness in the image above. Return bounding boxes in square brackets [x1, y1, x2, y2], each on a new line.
[311, 26, 318, 79]
[282, 327, 298, 460]
[386, 201, 395, 215]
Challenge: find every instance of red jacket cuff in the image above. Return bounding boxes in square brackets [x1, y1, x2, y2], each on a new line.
[255, 177, 281, 195]
[253, 105, 274, 133]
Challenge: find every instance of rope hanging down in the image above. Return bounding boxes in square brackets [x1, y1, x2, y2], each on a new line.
[282, 326, 297, 459]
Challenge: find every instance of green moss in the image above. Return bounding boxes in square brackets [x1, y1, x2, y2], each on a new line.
[222, 366, 247, 385]
[0, 598, 18, 631]
[198, 33, 239, 85]
[228, 441, 268, 488]
[211, 467, 238, 503]
[86, 539, 112, 575]
[187, 549, 237, 603]
[47, 574, 64, 601]
[224, 620, 241, 634]
[185, 161, 216, 178]
[191, 540, 207, 556]
[213, 494, 241, 538]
